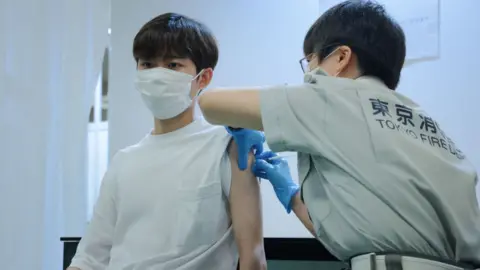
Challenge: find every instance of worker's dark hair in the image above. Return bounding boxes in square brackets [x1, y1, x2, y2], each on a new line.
[303, 1, 406, 89]
[133, 13, 219, 73]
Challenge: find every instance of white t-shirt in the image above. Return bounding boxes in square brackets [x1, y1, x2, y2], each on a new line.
[259, 69, 480, 265]
[70, 118, 237, 270]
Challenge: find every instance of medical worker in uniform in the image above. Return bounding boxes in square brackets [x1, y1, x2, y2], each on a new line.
[198, 1, 480, 270]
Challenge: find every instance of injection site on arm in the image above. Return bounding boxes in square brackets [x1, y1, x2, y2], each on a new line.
[227, 140, 267, 270]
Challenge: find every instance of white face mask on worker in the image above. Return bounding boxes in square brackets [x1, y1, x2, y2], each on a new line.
[307, 48, 341, 77]
[134, 67, 203, 120]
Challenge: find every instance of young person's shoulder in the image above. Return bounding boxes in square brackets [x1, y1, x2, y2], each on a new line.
[193, 117, 231, 141]
[118, 133, 153, 153]
[106, 133, 155, 168]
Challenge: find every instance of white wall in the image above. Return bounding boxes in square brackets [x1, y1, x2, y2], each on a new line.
[109, 0, 319, 238]
[0, 0, 110, 268]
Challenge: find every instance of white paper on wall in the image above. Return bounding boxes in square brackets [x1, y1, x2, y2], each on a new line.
[319, 0, 440, 62]
[385, 0, 440, 62]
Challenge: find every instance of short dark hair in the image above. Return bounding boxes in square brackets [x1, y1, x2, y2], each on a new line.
[133, 13, 219, 73]
[303, 1, 406, 89]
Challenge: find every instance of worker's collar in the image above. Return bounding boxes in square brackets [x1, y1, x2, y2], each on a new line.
[303, 68, 328, 81]
[355, 76, 387, 88]
[304, 68, 387, 88]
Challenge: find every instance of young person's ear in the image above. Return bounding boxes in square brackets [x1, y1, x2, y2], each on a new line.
[198, 68, 214, 89]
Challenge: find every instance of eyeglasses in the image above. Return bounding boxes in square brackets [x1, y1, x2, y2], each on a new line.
[299, 57, 308, 73]
[299, 44, 343, 73]
[299, 53, 315, 73]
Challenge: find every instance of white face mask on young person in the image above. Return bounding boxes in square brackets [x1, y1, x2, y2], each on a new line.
[134, 67, 203, 120]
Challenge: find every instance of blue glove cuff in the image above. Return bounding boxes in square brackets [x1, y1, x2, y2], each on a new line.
[225, 126, 243, 132]
[276, 184, 300, 214]
[225, 126, 247, 136]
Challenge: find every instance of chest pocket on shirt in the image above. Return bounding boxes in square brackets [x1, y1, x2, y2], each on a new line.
[174, 182, 225, 248]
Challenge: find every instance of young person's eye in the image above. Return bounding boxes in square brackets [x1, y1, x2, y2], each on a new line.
[140, 62, 152, 68]
[167, 62, 182, 69]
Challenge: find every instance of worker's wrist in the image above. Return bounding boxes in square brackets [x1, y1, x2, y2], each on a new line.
[290, 191, 303, 213]
[225, 126, 244, 137]
[286, 185, 300, 213]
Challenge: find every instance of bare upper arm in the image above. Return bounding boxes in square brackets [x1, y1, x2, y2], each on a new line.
[227, 140, 266, 268]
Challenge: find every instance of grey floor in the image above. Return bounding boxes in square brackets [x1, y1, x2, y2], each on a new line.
[267, 260, 346, 269]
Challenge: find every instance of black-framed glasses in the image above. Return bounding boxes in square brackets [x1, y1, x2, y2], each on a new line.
[299, 53, 314, 73]
[299, 44, 343, 73]
[298, 56, 310, 73]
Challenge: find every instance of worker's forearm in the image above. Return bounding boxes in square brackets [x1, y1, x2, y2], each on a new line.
[198, 90, 264, 130]
[291, 192, 316, 237]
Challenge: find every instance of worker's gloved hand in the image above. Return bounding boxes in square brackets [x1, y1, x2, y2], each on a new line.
[252, 151, 299, 213]
[226, 127, 265, 171]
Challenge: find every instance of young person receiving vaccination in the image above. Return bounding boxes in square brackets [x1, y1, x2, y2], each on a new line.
[68, 13, 266, 270]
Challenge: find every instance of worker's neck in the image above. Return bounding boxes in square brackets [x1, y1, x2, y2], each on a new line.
[152, 108, 195, 135]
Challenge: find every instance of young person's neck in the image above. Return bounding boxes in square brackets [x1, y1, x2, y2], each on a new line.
[152, 108, 195, 135]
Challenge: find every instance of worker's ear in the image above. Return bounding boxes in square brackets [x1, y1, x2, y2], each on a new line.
[336, 45, 353, 74]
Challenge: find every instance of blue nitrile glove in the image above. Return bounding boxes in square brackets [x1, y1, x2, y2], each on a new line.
[252, 151, 300, 213]
[226, 127, 265, 171]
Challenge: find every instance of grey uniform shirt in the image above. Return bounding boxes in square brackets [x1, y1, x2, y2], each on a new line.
[259, 69, 480, 264]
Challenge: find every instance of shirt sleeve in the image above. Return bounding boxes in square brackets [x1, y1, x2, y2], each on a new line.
[69, 153, 122, 269]
[259, 82, 331, 154]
